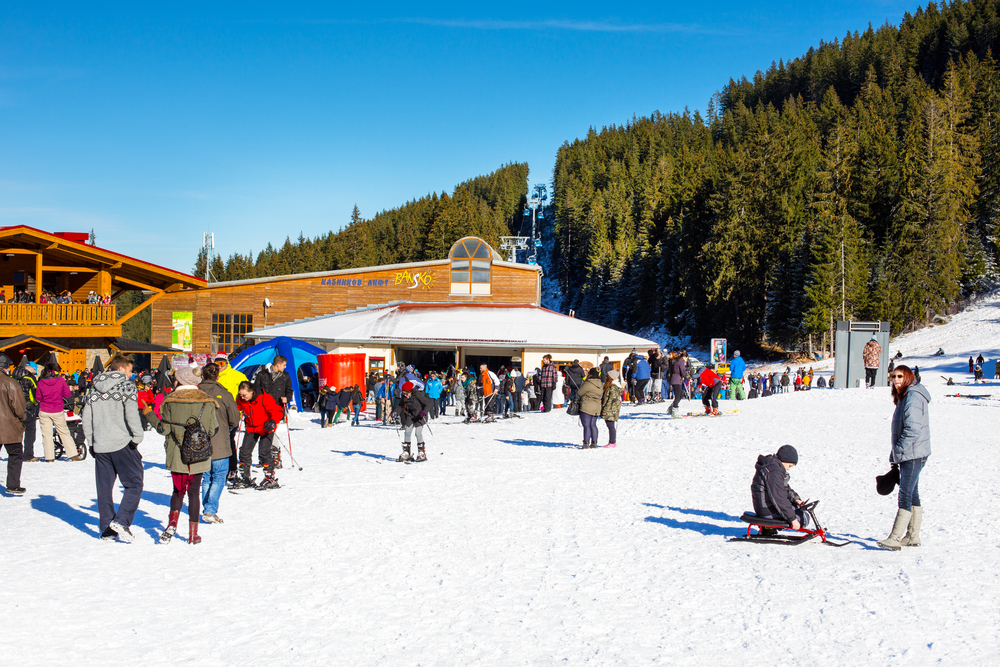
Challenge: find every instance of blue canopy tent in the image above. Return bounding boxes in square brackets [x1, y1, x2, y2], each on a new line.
[230, 336, 326, 412]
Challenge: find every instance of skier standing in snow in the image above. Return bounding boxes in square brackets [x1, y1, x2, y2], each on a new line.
[878, 365, 930, 551]
[698, 366, 723, 416]
[0, 353, 27, 495]
[397, 381, 433, 462]
[143, 366, 218, 545]
[233, 381, 284, 490]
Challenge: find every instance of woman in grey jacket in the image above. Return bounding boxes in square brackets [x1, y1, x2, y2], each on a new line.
[878, 365, 930, 550]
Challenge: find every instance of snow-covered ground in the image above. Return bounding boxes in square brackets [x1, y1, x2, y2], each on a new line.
[5, 297, 1000, 665]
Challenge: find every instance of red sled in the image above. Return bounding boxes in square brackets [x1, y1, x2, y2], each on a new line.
[729, 500, 855, 547]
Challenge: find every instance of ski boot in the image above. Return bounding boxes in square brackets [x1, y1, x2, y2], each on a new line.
[272, 444, 283, 470]
[231, 463, 256, 490]
[669, 407, 680, 419]
[397, 443, 412, 462]
[413, 443, 427, 462]
[704, 405, 713, 415]
[257, 465, 280, 490]
[711, 407, 720, 416]
[159, 510, 180, 544]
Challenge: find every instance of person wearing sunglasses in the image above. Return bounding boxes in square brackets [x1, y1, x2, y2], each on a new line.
[878, 365, 930, 550]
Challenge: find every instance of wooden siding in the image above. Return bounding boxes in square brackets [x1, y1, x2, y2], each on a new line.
[150, 261, 540, 362]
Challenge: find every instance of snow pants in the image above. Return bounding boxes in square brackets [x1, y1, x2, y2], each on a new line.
[865, 367, 878, 387]
[403, 423, 424, 443]
[94, 446, 144, 533]
[239, 431, 275, 467]
[702, 383, 720, 410]
[729, 378, 745, 400]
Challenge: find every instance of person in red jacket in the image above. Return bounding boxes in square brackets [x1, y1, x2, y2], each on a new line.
[698, 366, 723, 416]
[234, 381, 284, 490]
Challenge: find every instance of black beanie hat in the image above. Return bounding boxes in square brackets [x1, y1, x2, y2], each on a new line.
[776, 445, 798, 465]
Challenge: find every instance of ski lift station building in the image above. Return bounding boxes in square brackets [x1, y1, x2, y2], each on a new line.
[150, 237, 655, 374]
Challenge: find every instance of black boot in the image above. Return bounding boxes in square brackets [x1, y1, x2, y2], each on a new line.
[232, 463, 256, 489]
[257, 465, 280, 490]
[397, 443, 412, 462]
[414, 443, 427, 462]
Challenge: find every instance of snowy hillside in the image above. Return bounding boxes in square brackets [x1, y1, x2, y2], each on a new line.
[3, 296, 1000, 665]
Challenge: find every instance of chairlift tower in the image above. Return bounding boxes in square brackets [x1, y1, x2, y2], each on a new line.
[499, 236, 529, 262]
[202, 232, 215, 282]
[523, 184, 548, 265]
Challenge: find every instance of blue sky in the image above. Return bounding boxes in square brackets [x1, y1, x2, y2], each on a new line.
[1, 1, 920, 273]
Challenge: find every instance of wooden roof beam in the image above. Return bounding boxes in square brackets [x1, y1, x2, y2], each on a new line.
[116, 290, 168, 326]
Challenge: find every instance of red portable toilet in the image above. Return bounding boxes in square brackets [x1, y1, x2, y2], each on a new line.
[317, 353, 367, 410]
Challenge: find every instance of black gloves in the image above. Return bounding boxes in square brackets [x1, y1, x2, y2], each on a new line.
[264, 419, 277, 433]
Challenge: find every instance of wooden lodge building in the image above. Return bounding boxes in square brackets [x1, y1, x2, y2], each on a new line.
[0, 225, 203, 370]
[149, 236, 654, 375]
[1, 228, 653, 375]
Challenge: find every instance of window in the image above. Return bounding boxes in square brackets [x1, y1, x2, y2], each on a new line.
[450, 237, 494, 295]
[212, 313, 253, 354]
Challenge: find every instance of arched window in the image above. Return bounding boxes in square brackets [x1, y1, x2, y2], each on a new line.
[450, 237, 496, 295]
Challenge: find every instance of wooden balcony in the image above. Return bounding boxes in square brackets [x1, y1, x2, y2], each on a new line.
[0, 303, 121, 338]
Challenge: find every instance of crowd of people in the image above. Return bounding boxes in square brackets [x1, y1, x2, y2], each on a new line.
[0, 289, 113, 305]
[0, 342, 932, 551]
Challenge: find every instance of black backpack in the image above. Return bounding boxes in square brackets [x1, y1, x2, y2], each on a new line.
[166, 404, 213, 466]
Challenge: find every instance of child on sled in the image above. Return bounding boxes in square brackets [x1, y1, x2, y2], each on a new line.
[750, 445, 809, 533]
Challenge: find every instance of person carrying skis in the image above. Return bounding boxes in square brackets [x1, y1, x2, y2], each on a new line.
[698, 366, 723, 416]
[397, 381, 433, 462]
[751, 445, 809, 534]
[233, 380, 284, 490]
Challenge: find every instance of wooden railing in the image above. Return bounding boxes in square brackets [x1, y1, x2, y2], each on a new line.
[0, 303, 117, 326]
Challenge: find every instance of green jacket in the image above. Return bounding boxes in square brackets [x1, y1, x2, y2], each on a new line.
[601, 381, 622, 422]
[146, 387, 219, 475]
[577, 378, 603, 417]
[199, 379, 241, 460]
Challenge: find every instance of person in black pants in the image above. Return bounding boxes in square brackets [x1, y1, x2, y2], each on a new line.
[83, 355, 145, 541]
[0, 353, 27, 494]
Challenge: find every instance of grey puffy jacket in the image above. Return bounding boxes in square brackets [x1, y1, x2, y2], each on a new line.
[890, 382, 931, 463]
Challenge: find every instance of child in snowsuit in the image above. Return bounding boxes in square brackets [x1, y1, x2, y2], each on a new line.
[751, 445, 809, 532]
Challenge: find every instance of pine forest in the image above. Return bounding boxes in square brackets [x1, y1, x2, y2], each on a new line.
[197, 1, 1000, 352]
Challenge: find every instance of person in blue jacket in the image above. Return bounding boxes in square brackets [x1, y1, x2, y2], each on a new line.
[729, 351, 747, 400]
[424, 372, 444, 419]
[633, 355, 652, 405]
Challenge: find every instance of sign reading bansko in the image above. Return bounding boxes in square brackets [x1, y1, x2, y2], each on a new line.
[320, 270, 437, 290]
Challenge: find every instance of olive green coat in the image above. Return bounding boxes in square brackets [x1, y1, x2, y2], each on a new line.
[577, 378, 604, 417]
[146, 387, 219, 475]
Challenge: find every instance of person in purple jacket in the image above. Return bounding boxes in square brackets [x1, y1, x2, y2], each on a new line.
[35, 362, 80, 461]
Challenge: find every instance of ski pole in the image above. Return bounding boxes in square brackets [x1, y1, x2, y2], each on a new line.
[273, 428, 303, 470]
[284, 412, 293, 461]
